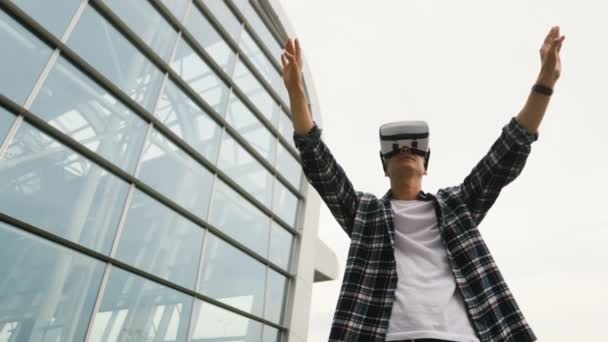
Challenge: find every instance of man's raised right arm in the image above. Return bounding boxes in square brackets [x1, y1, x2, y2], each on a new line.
[281, 38, 361, 238]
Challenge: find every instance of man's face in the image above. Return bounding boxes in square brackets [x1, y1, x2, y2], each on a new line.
[385, 149, 427, 178]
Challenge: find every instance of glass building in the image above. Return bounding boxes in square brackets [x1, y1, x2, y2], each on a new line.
[0, 1, 336, 341]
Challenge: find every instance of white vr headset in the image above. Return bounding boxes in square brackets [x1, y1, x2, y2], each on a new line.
[379, 120, 430, 172]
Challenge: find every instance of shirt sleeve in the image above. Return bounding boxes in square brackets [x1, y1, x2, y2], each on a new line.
[456, 117, 539, 226]
[293, 123, 362, 238]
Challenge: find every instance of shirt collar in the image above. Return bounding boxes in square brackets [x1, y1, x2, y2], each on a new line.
[381, 189, 433, 204]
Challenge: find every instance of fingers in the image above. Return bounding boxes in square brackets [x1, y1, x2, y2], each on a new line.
[295, 38, 302, 60]
[280, 51, 297, 68]
[542, 26, 565, 54]
[551, 35, 565, 51]
[557, 35, 565, 52]
[286, 38, 295, 55]
[544, 26, 560, 45]
[284, 51, 296, 63]
[282, 37, 304, 73]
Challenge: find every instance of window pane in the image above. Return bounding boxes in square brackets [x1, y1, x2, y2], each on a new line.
[171, 38, 231, 117]
[138, 128, 214, 220]
[262, 326, 280, 342]
[239, 30, 287, 105]
[218, 133, 273, 207]
[203, 0, 242, 42]
[0, 122, 129, 254]
[30, 56, 148, 174]
[209, 180, 270, 257]
[273, 179, 298, 227]
[199, 233, 266, 316]
[237, 1, 283, 65]
[275, 141, 301, 189]
[0, 11, 53, 105]
[269, 222, 293, 271]
[114, 189, 205, 290]
[155, 80, 223, 165]
[185, 5, 236, 74]
[0, 221, 105, 342]
[161, 0, 190, 22]
[0, 107, 16, 144]
[225, 93, 276, 163]
[68, 5, 164, 111]
[239, 30, 273, 85]
[233, 58, 279, 126]
[88, 267, 193, 342]
[11, 0, 81, 38]
[264, 269, 288, 324]
[104, 0, 179, 62]
[190, 300, 263, 342]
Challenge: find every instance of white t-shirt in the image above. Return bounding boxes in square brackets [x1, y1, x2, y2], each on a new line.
[385, 199, 480, 342]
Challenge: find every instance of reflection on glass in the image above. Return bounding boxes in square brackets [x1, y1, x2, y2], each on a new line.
[160, 0, 190, 22]
[190, 300, 263, 342]
[155, 80, 223, 165]
[0, 222, 105, 342]
[104, 0, 179, 62]
[185, 5, 236, 74]
[236, 1, 284, 65]
[11, 0, 81, 38]
[0, 122, 129, 254]
[209, 180, 270, 257]
[199, 233, 266, 316]
[115, 189, 205, 290]
[273, 179, 298, 227]
[0, 107, 16, 145]
[203, 0, 242, 42]
[225, 93, 276, 163]
[233, 59, 279, 126]
[138, 128, 214, 220]
[264, 269, 288, 324]
[239, 30, 287, 105]
[0, 11, 53, 105]
[30, 56, 148, 174]
[171, 38, 231, 116]
[275, 141, 301, 189]
[88, 267, 193, 342]
[269, 221, 293, 271]
[68, 5, 164, 111]
[218, 133, 273, 207]
[262, 325, 280, 342]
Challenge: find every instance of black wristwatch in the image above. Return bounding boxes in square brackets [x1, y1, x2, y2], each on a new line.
[532, 83, 553, 96]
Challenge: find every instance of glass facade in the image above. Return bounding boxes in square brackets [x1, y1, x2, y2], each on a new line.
[0, 1, 302, 341]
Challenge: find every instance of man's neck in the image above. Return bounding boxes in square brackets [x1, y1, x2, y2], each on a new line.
[390, 178, 422, 201]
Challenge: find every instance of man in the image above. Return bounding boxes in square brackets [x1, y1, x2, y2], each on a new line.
[281, 26, 564, 342]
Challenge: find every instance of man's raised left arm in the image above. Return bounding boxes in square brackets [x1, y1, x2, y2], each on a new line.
[456, 26, 565, 225]
[516, 25, 565, 133]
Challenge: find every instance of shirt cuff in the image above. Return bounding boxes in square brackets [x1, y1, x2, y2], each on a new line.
[293, 122, 322, 150]
[503, 117, 539, 146]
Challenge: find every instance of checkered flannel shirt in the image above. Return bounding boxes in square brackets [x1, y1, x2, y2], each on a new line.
[294, 117, 539, 342]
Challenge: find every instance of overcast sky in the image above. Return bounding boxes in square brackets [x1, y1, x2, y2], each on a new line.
[276, 0, 608, 340]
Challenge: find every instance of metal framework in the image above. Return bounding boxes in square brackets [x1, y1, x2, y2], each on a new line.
[0, 0, 308, 339]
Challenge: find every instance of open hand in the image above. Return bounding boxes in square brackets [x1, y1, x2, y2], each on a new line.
[281, 38, 304, 95]
[538, 26, 565, 86]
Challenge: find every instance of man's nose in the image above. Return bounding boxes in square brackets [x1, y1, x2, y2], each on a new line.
[399, 146, 413, 154]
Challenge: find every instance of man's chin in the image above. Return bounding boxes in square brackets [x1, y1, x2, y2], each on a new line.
[392, 167, 423, 178]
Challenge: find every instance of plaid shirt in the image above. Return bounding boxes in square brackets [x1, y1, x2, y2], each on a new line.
[294, 117, 538, 342]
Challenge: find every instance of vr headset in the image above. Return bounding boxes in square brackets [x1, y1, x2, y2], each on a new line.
[379, 120, 430, 172]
